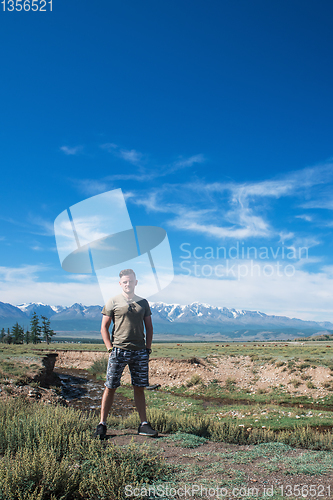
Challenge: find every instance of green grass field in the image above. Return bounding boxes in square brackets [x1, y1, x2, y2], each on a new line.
[1, 342, 333, 499]
[4, 340, 332, 365]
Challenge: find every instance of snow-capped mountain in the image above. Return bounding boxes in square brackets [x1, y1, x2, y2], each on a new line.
[149, 301, 333, 329]
[0, 300, 332, 339]
[0, 302, 28, 320]
[16, 303, 65, 318]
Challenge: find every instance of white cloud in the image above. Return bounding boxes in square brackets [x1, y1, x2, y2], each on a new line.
[278, 231, 294, 242]
[152, 265, 333, 322]
[100, 143, 145, 166]
[130, 161, 333, 241]
[0, 266, 103, 306]
[74, 179, 110, 196]
[295, 214, 313, 222]
[4, 281, 104, 308]
[169, 154, 205, 172]
[27, 214, 55, 237]
[169, 208, 270, 239]
[118, 149, 143, 166]
[0, 265, 46, 282]
[100, 143, 206, 180]
[60, 145, 83, 155]
[2, 258, 333, 321]
[55, 215, 111, 248]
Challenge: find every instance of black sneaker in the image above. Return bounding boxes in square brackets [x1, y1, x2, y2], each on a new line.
[138, 422, 158, 437]
[94, 423, 107, 440]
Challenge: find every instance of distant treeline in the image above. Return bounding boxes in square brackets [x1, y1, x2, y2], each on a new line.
[0, 312, 55, 345]
[295, 332, 333, 342]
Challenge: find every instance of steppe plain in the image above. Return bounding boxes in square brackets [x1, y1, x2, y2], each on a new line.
[1, 341, 333, 500]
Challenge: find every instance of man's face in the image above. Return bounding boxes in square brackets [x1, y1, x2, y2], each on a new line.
[119, 274, 137, 294]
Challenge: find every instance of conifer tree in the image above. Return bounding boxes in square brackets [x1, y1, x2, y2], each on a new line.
[41, 316, 55, 344]
[30, 312, 41, 344]
[11, 322, 24, 344]
[4, 327, 13, 344]
[0, 327, 5, 343]
[24, 327, 30, 344]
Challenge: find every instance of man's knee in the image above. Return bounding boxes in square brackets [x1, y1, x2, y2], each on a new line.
[104, 386, 117, 395]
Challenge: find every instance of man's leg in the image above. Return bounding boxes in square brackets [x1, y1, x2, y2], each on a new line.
[95, 348, 125, 439]
[129, 349, 158, 437]
[134, 385, 157, 436]
[133, 385, 147, 422]
[100, 387, 117, 423]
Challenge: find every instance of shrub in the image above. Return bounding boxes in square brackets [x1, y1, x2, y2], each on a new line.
[0, 400, 169, 500]
[299, 363, 310, 370]
[257, 388, 267, 394]
[0, 446, 81, 500]
[187, 357, 202, 365]
[224, 378, 237, 391]
[87, 356, 108, 376]
[186, 374, 202, 387]
[290, 379, 302, 388]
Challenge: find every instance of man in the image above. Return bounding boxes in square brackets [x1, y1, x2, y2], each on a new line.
[94, 268, 158, 439]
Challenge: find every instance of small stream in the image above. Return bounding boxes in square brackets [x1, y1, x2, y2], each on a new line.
[55, 368, 333, 418]
[55, 367, 136, 417]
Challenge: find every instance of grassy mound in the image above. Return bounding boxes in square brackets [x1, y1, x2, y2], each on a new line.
[0, 399, 168, 500]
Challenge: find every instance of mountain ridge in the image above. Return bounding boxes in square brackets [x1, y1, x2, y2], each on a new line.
[0, 301, 331, 341]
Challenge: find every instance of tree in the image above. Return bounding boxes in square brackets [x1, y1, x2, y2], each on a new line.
[30, 312, 41, 344]
[41, 316, 55, 344]
[4, 328, 13, 344]
[24, 328, 30, 344]
[0, 328, 5, 343]
[11, 322, 24, 344]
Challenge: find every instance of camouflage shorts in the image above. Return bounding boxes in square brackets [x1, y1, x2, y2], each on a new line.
[105, 347, 149, 389]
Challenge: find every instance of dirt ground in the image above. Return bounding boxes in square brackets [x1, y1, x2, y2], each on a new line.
[0, 383, 65, 405]
[54, 350, 333, 399]
[101, 428, 333, 499]
[2, 351, 333, 499]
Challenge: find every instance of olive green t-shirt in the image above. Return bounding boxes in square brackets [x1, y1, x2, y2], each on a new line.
[101, 294, 151, 350]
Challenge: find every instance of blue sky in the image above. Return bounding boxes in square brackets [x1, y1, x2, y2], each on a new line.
[1, 0, 333, 321]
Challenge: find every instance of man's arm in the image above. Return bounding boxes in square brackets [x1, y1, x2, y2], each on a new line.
[101, 314, 112, 351]
[144, 315, 153, 349]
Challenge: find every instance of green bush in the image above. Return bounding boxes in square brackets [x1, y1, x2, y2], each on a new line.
[186, 373, 202, 387]
[87, 356, 108, 376]
[135, 408, 333, 452]
[0, 399, 169, 500]
[224, 377, 237, 391]
[0, 398, 95, 457]
[0, 447, 81, 500]
[299, 363, 310, 370]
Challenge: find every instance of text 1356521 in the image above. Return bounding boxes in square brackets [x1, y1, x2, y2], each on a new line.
[2, 0, 52, 11]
